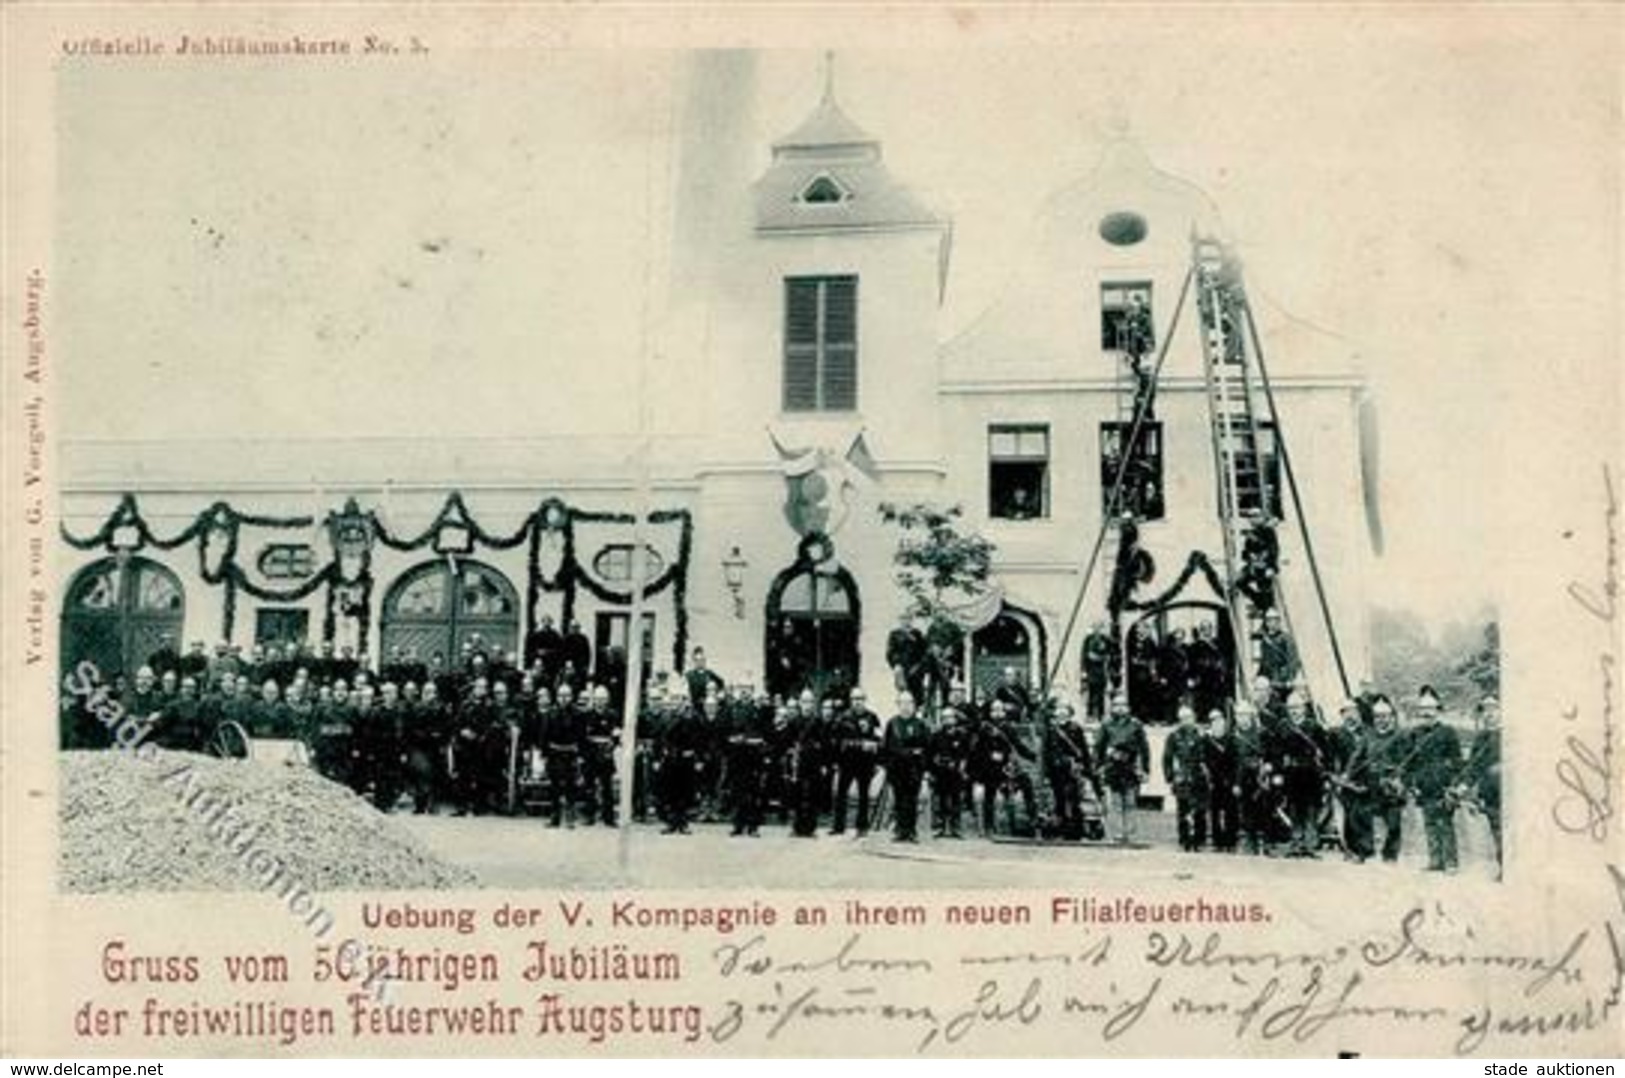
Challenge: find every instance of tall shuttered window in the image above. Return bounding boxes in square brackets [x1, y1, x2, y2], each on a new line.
[783, 276, 858, 412]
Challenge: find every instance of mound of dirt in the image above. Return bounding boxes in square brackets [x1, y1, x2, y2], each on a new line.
[59, 749, 477, 892]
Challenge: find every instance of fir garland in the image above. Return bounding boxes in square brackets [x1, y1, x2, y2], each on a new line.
[1121, 550, 1228, 612]
[61, 491, 691, 665]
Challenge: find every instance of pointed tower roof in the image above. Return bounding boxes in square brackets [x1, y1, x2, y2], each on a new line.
[754, 56, 944, 234]
[771, 93, 877, 157]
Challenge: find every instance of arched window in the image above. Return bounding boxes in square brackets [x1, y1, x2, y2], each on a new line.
[381, 559, 520, 667]
[1124, 601, 1236, 726]
[764, 564, 861, 700]
[970, 606, 1047, 702]
[61, 556, 185, 680]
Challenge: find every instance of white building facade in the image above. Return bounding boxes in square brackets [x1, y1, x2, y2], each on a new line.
[58, 56, 1373, 713]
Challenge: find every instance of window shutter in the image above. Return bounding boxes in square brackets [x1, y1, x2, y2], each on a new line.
[822, 277, 858, 409]
[782, 276, 858, 412]
[786, 280, 820, 344]
[784, 280, 820, 410]
[823, 278, 856, 344]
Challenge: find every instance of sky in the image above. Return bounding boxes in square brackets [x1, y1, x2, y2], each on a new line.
[53, 16, 1621, 628]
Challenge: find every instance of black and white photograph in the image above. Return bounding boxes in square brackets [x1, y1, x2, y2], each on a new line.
[47, 45, 1510, 893]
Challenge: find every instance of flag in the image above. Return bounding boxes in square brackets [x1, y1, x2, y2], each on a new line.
[846, 430, 880, 483]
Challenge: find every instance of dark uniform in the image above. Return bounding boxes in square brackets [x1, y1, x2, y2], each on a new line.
[992, 677, 1033, 720]
[1366, 717, 1408, 862]
[885, 626, 928, 702]
[580, 700, 619, 826]
[1233, 716, 1269, 854]
[684, 665, 725, 711]
[345, 695, 386, 801]
[725, 697, 774, 836]
[789, 705, 831, 838]
[368, 695, 414, 812]
[156, 686, 208, 752]
[695, 697, 729, 821]
[1095, 708, 1150, 843]
[1406, 713, 1463, 871]
[1043, 711, 1094, 840]
[1162, 719, 1212, 851]
[1331, 718, 1378, 860]
[122, 685, 165, 740]
[311, 696, 358, 787]
[542, 700, 584, 827]
[560, 627, 592, 694]
[403, 691, 449, 814]
[446, 690, 490, 814]
[656, 703, 704, 833]
[526, 620, 564, 683]
[1264, 713, 1326, 856]
[930, 708, 971, 838]
[1256, 626, 1300, 689]
[1462, 720, 1502, 871]
[1080, 629, 1119, 721]
[1204, 719, 1240, 852]
[883, 709, 931, 842]
[247, 693, 295, 740]
[487, 689, 525, 814]
[630, 699, 659, 823]
[970, 712, 1036, 836]
[1187, 634, 1227, 721]
[830, 702, 883, 835]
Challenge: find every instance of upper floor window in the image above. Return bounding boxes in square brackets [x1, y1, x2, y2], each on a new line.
[1101, 281, 1154, 354]
[989, 424, 1050, 521]
[783, 276, 858, 412]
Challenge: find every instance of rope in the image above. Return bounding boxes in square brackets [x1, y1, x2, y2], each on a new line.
[1043, 265, 1195, 698]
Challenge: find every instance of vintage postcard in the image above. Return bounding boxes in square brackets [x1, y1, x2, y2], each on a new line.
[2, 2, 1621, 1059]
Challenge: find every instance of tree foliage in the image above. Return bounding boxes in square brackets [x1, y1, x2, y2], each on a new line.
[1370, 606, 1499, 709]
[878, 501, 996, 622]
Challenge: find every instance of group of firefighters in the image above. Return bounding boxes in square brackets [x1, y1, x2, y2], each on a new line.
[60, 630, 1501, 873]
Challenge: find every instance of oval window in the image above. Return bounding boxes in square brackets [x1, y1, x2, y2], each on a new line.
[592, 543, 666, 585]
[1099, 211, 1149, 246]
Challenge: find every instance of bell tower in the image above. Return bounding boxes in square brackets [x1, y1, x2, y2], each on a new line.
[701, 56, 951, 465]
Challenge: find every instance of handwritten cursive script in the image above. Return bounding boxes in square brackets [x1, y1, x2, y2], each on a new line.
[1554, 463, 1620, 841]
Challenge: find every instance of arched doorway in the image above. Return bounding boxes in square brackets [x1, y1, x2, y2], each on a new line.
[1123, 601, 1236, 725]
[969, 606, 1047, 702]
[61, 556, 185, 680]
[380, 559, 520, 668]
[764, 564, 861, 701]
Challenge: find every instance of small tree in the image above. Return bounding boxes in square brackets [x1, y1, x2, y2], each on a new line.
[1456, 619, 1500, 700]
[879, 501, 997, 708]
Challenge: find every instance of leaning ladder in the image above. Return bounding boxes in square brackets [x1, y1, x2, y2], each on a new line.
[1193, 235, 1273, 691]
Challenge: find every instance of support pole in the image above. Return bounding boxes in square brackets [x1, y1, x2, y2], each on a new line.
[1044, 265, 1194, 697]
[1240, 299, 1352, 699]
[617, 62, 675, 874]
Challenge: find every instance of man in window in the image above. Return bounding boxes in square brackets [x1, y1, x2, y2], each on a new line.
[1004, 485, 1037, 521]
